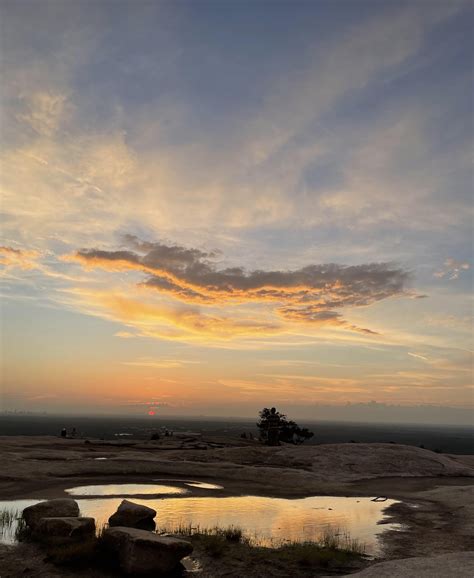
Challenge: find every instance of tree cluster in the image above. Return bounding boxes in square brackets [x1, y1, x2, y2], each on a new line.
[256, 407, 314, 445]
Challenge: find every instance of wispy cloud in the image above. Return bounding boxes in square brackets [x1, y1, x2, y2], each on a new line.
[16, 90, 71, 137]
[0, 246, 41, 270]
[122, 357, 200, 369]
[58, 286, 282, 341]
[434, 258, 470, 280]
[408, 352, 429, 362]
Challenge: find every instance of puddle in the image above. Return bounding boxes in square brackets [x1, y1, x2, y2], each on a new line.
[66, 484, 187, 496]
[185, 481, 224, 490]
[151, 480, 224, 490]
[0, 491, 400, 554]
[0, 499, 41, 544]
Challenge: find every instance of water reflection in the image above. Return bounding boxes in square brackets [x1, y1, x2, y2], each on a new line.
[0, 492, 400, 555]
[152, 479, 224, 490]
[0, 499, 40, 544]
[66, 484, 187, 496]
[76, 494, 398, 554]
[185, 482, 224, 490]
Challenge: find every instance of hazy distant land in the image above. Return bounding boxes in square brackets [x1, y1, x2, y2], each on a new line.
[1, 414, 472, 455]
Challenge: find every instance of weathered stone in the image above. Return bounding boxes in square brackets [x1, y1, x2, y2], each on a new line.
[103, 526, 193, 574]
[23, 499, 80, 530]
[35, 517, 95, 540]
[108, 499, 156, 530]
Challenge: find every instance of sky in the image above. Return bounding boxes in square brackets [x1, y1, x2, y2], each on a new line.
[0, 0, 472, 422]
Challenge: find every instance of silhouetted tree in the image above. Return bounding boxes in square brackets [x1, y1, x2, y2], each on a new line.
[257, 407, 314, 445]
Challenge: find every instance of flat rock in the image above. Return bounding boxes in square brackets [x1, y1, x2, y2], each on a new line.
[341, 552, 474, 578]
[23, 499, 79, 530]
[35, 517, 95, 540]
[103, 526, 193, 574]
[109, 499, 156, 530]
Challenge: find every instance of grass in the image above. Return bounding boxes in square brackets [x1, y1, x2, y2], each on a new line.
[0, 509, 18, 526]
[261, 541, 358, 568]
[157, 523, 248, 557]
[157, 522, 366, 567]
[158, 522, 246, 542]
[0, 508, 29, 542]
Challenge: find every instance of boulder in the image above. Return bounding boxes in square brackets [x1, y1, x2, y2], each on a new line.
[108, 499, 156, 530]
[35, 517, 95, 540]
[23, 499, 80, 530]
[103, 526, 193, 574]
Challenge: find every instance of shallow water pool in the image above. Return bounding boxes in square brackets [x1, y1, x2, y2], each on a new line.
[66, 483, 187, 496]
[0, 484, 401, 555]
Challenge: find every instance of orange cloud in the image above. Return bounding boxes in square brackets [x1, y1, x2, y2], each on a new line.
[0, 246, 41, 270]
[67, 236, 412, 337]
[62, 287, 281, 341]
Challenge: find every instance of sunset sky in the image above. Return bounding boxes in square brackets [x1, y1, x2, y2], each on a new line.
[0, 0, 472, 421]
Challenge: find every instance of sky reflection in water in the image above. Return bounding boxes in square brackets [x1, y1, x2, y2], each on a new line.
[0, 489, 400, 554]
[66, 484, 187, 496]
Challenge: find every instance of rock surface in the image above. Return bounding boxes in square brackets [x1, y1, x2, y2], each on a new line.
[340, 551, 474, 578]
[103, 526, 193, 574]
[108, 499, 156, 530]
[23, 499, 79, 530]
[35, 517, 95, 539]
[2, 437, 473, 498]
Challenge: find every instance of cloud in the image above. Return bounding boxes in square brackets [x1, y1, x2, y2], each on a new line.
[277, 307, 379, 334]
[118, 399, 171, 408]
[60, 287, 282, 341]
[408, 352, 429, 362]
[16, 90, 71, 137]
[0, 0, 468, 256]
[114, 331, 138, 339]
[67, 236, 412, 338]
[122, 357, 200, 369]
[26, 394, 58, 401]
[434, 258, 470, 280]
[0, 246, 41, 270]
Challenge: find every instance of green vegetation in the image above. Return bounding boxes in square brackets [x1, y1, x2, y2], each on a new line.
[159, 522, 366, 572]
[158, 523, 245, 542]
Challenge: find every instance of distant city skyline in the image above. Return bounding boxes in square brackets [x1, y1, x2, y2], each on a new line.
[1, 0, 472, 422]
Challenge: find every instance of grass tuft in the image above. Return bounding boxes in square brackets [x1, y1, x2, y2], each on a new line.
[158, 522, 366, 564]
[0, 508, 30, 542]
[157, 524, 248, 557]
[0, 509, 18, 526]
